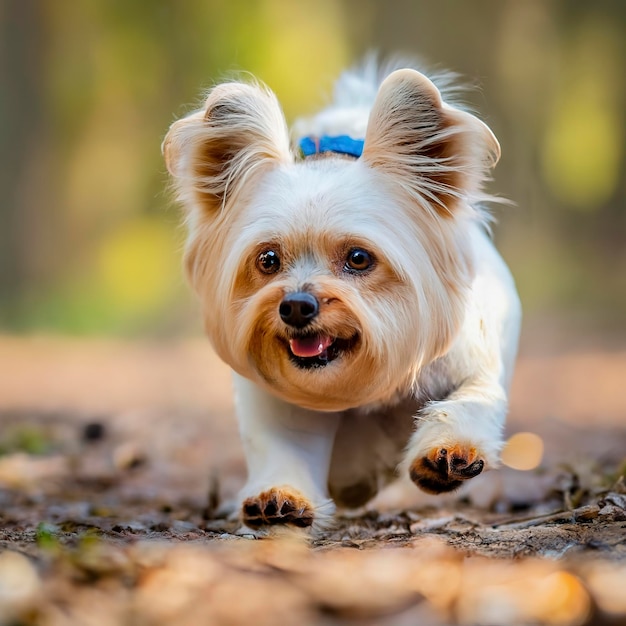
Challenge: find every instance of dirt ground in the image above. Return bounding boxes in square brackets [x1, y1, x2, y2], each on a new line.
[0, 335, 625, 626]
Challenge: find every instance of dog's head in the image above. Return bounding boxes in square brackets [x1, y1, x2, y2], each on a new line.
[163, 70, 499, 411]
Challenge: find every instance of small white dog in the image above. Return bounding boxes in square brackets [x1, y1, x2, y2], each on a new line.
[163, 59, 521, 534]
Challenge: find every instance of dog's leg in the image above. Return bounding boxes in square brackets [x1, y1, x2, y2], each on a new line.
[404, 235, 521, 494]
[404, 382, 508, 493]
[233, 373, 340, 534]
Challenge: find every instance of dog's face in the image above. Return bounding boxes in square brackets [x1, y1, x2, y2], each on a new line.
[163, 70, 499, 411]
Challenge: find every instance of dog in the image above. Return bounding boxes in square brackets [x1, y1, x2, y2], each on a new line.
[162, 58, 521, 534]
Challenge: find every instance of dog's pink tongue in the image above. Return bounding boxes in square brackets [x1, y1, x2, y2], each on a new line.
[289, 335, 333, 358]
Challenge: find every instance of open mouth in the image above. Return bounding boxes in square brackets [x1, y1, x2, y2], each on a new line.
[286, 333, 359, 369]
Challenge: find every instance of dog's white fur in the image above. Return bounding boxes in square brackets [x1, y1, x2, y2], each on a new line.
[163, 59, 521, 534]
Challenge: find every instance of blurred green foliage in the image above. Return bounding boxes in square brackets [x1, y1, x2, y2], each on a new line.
[35, 522, 62, 552]
[0, 1, 624, 336]
[0, 425, 49, 456]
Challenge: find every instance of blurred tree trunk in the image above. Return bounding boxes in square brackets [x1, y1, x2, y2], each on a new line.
[0, 1, 47, 318]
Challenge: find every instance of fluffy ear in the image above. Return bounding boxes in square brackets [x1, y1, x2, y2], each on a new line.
[162, 82, 292, 214]
[362, 69, 500, 216]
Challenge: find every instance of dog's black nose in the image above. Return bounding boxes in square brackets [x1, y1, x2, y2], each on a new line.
[279, 292, 319, 328]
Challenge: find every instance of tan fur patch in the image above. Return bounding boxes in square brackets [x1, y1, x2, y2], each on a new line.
[224, 232, 416, 411]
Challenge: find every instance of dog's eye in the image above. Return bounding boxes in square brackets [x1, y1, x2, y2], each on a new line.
[257, 249, 281, 274]
[345, 248, 373, 273]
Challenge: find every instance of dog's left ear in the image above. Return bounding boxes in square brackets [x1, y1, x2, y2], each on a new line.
[362, 69, 500, 216]
[162, 81, 292, 215]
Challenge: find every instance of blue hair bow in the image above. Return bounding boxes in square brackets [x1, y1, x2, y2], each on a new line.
[299, 135, 364, 158]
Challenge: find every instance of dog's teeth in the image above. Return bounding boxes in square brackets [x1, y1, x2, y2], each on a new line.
[289, 335, 333, 358]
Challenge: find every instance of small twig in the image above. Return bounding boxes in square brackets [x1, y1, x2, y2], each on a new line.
[612, 474, 626, 494]
[491, 509, 574, 530]
[202, 469, 221, 520]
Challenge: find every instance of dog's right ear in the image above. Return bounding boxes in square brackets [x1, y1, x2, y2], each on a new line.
[162, 82, 292, 215]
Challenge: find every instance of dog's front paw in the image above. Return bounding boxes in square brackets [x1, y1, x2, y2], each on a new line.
[242, 487, 314, 530]
[409, 444, 484, 494]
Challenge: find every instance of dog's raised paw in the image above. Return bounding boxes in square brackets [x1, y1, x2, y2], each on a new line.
[409, 444, 484, 494]
[242, 487, 314, 529]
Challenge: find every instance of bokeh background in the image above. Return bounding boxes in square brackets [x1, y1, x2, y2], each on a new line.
[1, 0, 625, 348]
[0, 8, 625, 623]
